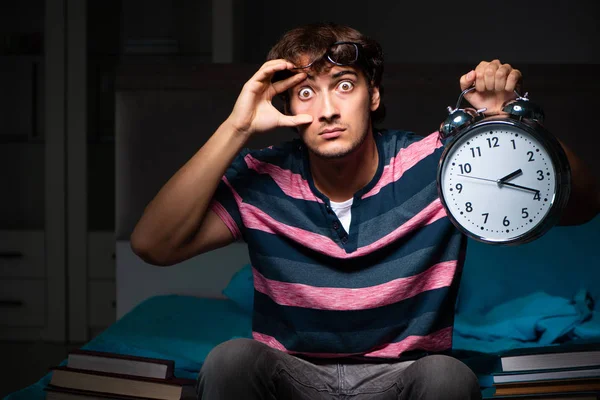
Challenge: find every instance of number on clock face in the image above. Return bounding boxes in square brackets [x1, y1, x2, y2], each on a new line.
[440, 124, 557, 242]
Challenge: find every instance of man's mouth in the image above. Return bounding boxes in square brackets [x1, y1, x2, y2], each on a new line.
[319, 127, 345, 139]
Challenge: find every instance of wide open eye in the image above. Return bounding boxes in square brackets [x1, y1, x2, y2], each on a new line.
[298, 87, 314, 100]
[337, 81, 354, 92]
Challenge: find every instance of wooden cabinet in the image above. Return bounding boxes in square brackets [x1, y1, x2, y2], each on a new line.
[0, 0, 117, 344]
[0, 280, 46, 329]
[0, 230, 45, 278]
[0, 230, 58, 341]
[0, 56, 43, 141]
[0, 229, 118, 341]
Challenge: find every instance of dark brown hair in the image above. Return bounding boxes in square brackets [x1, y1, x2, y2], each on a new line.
[266, 22, 386, 126]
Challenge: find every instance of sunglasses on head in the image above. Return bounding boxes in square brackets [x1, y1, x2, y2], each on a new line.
[273, 42, 364, 83]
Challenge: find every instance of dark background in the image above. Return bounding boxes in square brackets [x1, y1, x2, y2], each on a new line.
[1, 0, 599, 396]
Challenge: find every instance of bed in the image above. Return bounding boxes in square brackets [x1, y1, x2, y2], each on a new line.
[8, 212, 600, 399]
[7, 63, 600, 399]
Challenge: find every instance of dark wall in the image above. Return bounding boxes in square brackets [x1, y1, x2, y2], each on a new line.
[237, 0, 600, 64]
[3, 1, 599, 230]
[85, 0, 600, 64]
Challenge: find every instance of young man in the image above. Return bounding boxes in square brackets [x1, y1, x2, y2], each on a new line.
[131, 23, 600, 400]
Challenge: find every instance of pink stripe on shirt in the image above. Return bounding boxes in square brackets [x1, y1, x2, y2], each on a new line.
[209, 200, 241, 240]
[243, 202, 349, 257]
[355, 198, 447, 255]
[362, 132, 442, 199]
[252, 326, 453, 359]
[220, 174, 446, 258]
[244, 154, 323, 203]
[363, 326, 453, 358]
[252, 260, 456, 311]
[237, 196, 446, 258]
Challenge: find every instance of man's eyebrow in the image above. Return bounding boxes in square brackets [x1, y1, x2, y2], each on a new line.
[332, 70, 358, 79]
[305, 69, 358, 80]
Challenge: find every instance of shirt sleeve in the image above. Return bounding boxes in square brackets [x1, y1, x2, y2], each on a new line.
[209, 148, 253, 242]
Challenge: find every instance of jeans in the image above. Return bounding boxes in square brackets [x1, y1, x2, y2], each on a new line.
[195, 338, 482, 399]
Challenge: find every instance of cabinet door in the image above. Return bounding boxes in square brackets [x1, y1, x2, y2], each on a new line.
[0, 56, 43, 140]
[0, 280, 45, 327]
[0, 230, 45, 278]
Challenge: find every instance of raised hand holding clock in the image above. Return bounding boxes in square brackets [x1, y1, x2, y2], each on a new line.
[436, 60, 571, 245]
[459, 59, 522, 116]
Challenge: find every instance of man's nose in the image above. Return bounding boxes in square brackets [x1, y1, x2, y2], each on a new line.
[318, 92, 340, 122]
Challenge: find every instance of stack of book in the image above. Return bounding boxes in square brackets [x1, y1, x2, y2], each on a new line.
[44, 349, 196, 399]
[489, 342, 600, 399]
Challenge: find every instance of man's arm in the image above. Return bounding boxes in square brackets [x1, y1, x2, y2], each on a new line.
[556, 139, 600, 226]
[130, 59, 312, 266]
[130, 120, 248, 266]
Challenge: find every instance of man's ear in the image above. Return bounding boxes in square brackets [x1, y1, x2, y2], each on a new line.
[370, 85, 381, 112]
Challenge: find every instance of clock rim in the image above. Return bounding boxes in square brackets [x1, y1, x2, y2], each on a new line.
[436, 116, 571, 246]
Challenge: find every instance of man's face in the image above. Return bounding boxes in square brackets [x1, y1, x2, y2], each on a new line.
[288, 64, 380, 159]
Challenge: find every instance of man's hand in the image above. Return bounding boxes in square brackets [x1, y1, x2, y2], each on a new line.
[226, 59, 313, 137]
[459, 59, 523, 115]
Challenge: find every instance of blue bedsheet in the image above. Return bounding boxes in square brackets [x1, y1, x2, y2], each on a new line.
[7, 290, 600, 398]
[6, 295, 252, 400]
[453, 289, 600, 354]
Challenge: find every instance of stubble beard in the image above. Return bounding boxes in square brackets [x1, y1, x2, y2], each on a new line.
[306, 127, 370, 160]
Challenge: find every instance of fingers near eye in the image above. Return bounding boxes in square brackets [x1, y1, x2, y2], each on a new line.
[272, 71, 306, 95]
[279, 113, 313, 128]
[255, 59, 295, 83]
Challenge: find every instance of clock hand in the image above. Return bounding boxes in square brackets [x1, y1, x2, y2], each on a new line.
[501, 182, 540, 194]
[457, 174, 540, 194]
[498, 169, 523, 184]
[456, 175, 497, 183]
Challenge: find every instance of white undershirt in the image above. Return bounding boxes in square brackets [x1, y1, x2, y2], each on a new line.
[329, 198, 354, 233]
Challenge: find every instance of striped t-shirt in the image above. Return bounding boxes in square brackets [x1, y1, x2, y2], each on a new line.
[210, 129, 467, 361]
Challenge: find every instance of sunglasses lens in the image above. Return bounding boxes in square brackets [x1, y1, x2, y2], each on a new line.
[328, 43, 358, 65]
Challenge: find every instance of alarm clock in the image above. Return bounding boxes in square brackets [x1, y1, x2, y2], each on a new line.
[437, 87, 571, 245]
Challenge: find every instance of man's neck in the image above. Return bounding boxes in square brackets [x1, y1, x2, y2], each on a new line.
[309, 133, 379, 202]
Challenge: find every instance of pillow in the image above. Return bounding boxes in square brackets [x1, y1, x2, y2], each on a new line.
[222, 264, 254, 314]
[456, 214, 600, 315]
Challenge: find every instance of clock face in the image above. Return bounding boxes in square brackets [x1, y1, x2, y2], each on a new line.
[439, 122, 557, 243]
